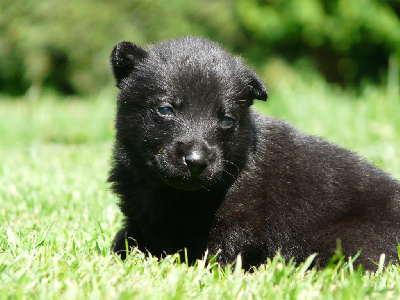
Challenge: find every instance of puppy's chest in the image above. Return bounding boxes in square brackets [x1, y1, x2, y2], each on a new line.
[138, 191, 220, 230]
[136, 196, 217, 253]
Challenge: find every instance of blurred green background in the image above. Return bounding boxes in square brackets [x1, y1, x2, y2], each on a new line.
[1, 0, 400, 97]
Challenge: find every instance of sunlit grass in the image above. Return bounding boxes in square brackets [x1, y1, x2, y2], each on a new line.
[1, 80, 400, 299]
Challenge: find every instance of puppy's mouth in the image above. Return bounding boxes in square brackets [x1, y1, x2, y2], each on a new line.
[162, 177, 208, 191]
[155, 168, 214, 191]
[153, 157, 218, 191]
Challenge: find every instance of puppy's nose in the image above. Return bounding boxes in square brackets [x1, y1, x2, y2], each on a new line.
[184, 150, 207, 174]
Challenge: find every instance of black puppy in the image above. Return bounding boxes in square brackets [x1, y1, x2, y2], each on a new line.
[109, 37, 400, 270]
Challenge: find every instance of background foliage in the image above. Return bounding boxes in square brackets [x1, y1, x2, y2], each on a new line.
[1, 0, 399, 95]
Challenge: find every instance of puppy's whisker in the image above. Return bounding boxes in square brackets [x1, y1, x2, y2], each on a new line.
[222, 171, 235, 180]
[215, 174, 227, 184]
[222, 160, 240, 173]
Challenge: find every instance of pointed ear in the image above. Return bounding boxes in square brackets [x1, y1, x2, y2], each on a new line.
[110, 41, 148, 88]
[245, 69, 268, 101]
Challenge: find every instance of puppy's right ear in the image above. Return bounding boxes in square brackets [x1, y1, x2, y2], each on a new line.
[110, 41, 148, 88]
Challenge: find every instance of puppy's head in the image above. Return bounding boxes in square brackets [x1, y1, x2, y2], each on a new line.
[110, 37, 267, 191]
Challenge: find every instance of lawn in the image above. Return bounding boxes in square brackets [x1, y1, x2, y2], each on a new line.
[1, 79, 400, 299]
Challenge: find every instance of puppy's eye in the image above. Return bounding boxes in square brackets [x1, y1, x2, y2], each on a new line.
[221, 116, 235, 128]
[157, 106, 174, 116]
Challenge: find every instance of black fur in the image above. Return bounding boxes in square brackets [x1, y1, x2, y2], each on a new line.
[108, 37, 400, 270]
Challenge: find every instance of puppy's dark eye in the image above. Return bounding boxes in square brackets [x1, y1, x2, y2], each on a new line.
[221, 116, 235, 128]
[157, 106, 173, 116]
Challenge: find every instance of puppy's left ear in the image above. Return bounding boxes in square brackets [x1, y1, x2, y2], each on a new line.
[110, 41, 148, 88]
[245, 69, 268, 101]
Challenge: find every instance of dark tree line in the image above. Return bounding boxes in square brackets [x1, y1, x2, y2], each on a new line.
[1, 0, 399, 95]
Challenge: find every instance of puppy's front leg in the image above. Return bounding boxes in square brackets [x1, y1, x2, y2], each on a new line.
[111, 225, 142, 260]
[207, 224, 267, 269]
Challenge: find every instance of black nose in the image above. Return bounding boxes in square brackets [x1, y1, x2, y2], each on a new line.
[184, 150, 208, 174]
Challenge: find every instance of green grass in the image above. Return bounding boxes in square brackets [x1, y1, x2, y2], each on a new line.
[1, 79, 400, 299]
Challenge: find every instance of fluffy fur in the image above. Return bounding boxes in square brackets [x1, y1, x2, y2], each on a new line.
[109, 37, 400, 270]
